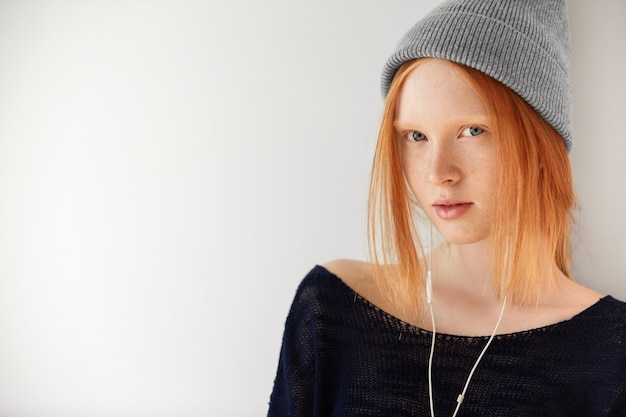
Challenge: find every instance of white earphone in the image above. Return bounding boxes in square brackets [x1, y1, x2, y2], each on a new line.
[425, 222, 507, 417]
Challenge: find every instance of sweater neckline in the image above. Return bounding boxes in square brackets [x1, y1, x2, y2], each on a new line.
[316, 264, 612, 341]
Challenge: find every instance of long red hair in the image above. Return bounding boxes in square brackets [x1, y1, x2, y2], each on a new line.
[368, 58, 575, 317]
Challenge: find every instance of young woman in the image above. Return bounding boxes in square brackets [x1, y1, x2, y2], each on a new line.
[268, 0, 626, 415]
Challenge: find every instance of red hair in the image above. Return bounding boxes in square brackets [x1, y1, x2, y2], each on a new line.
[368, 59, 575, 317]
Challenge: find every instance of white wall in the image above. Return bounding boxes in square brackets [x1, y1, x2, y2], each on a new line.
[0, 1, 623, 416]
[0, 1, 440, 416]
[568, 0, 626, 296]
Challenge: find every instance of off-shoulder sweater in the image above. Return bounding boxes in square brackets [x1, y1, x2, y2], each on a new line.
[268, 265, 626, 416]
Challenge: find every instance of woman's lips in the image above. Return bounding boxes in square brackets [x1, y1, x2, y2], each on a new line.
[433, 202, 473, 220]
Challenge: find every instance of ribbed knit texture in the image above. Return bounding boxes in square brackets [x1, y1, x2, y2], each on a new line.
[268, 266, 626, 416]
[381, 0, 573, 151]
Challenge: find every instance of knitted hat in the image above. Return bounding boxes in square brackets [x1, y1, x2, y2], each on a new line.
[381, 0, 573, 151]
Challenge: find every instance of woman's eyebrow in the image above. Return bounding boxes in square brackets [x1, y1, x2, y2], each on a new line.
[393, 115, 489, 129]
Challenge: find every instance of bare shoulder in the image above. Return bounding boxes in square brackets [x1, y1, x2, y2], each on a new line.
[511, 274, 607, 332]
[322, 259, 387, 307]
[556, 276, 604, 311]
[322, 259, 374, 288]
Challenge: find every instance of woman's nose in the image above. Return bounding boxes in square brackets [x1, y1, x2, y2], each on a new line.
[427, 142, 461, 185]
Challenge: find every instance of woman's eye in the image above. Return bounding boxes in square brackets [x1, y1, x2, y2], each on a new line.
[461, 126, 484, 137]
[407, 131, 427, 142]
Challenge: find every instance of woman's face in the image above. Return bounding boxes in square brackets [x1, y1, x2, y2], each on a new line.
[395, 59, 497, 245]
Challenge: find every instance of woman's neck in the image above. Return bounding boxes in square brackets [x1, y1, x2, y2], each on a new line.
[433, 240, 498, 301]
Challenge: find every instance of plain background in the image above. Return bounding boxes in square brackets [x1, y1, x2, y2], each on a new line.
[0, 0, 624, 416]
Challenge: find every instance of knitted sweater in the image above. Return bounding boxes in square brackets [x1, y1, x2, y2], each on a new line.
[268, 265, 626, 416]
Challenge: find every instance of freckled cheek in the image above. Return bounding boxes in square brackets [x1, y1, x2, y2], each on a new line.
[400, 145, 428, 173]
[400, 153, 430, 204]
[473, 157, 498, 185]
[471, 158, 499, 207]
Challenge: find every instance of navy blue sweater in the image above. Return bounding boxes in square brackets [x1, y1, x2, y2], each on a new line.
[268, 266, 626, 416]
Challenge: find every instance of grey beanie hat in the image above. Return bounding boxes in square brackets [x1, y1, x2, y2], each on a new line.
[381, 0, 573, 151]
